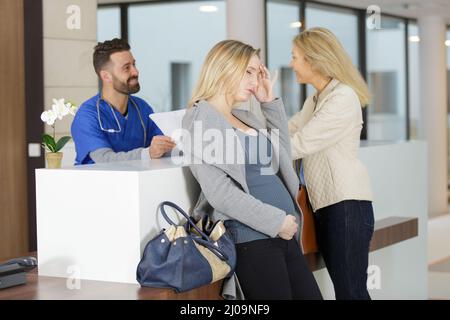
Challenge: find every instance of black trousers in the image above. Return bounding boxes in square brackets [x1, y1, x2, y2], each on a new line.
[235, 238, 323, 300]
[314, 200, 375, 300]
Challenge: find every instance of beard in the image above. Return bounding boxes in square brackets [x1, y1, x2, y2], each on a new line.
[112, 74, 141, 95]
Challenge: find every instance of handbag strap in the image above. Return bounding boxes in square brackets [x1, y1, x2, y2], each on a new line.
[158, 201, 230, 262]
[158, 201, 211, 241]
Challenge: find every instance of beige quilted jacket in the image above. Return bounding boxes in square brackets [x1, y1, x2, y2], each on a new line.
[289, 79, 373, 212]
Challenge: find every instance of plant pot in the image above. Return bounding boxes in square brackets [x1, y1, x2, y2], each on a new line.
[46, 152, 63, 169]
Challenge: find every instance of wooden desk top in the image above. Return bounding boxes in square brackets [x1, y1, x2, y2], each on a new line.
[0, 267, 223, 300]
[0, 216, 418, 300]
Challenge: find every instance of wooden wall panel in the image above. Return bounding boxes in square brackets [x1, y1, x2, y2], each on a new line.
[0, 0, 29, 259]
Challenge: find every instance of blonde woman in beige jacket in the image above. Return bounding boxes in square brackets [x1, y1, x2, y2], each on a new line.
[288, 27, 374, 300]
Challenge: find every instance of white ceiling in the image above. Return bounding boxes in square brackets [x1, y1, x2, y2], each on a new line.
[302, 0, 450, 23]
[97, 0, 450, 24]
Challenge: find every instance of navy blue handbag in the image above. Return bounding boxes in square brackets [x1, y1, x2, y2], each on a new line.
[136, 201, 236, 293]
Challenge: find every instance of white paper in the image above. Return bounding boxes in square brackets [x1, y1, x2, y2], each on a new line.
[149, 109, 186, 150]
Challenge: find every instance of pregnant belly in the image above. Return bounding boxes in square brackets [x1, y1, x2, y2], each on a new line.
[246, 174, 296, 215]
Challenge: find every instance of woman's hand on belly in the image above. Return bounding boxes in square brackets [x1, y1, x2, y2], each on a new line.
[278, 215, 298, 240]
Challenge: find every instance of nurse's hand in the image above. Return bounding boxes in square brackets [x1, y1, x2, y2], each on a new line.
[149, 136, 176, 159]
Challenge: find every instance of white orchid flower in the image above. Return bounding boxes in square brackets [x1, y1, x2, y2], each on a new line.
[52, 98, 70, 120]
[40, 110, 57, 126]
[41, 98, 77, 127]
[66, 102, 78, 115]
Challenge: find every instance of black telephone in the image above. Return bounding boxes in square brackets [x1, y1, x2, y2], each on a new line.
[0, 257, 37, 272]
[0, 256, 37, 290]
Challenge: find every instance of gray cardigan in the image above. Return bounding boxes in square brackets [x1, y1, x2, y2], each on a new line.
[182, 99, 304, 300]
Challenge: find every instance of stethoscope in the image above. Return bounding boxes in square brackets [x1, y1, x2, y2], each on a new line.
[96, 95, 147, 147]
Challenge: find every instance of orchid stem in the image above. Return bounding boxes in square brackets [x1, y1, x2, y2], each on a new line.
[52, 125, 56, 152]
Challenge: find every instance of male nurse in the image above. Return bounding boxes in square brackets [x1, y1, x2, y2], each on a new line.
[71, 38, 176, 165]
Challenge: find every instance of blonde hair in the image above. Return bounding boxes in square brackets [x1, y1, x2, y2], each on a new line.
[188, 40, 260, 108]
[293, 27, 371, 106]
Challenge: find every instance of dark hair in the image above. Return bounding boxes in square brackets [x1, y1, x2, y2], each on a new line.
[93, 38, 131, 76]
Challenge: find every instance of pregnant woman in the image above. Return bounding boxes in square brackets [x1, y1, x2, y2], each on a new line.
[182, 40, 323, 300]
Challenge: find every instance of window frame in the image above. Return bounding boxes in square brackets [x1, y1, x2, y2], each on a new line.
[265, 0, 412, 141]
[99, 0, 413, 141]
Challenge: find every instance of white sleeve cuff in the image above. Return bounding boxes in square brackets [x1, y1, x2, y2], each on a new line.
[141, 147, 151, 161]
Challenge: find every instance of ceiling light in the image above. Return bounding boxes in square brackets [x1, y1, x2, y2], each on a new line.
[290, 21, 302, 29]
[409, 35, 420, 42]
[199, 5, 218, 13]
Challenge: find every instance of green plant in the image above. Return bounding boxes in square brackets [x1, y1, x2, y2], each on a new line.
[42, 134, 72, 153]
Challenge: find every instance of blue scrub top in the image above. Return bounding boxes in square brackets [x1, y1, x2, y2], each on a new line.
[71, 93, 163, 165]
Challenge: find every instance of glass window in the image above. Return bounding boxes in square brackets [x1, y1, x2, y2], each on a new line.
[97, 6, 121, 42]
[128, 1, 226, 112]
[305, 3, 359, 97]
[366, 16, 407, 141]
[408, 22, 419, 139]
[266, 0, 302, 117]
[447, 28, 450, 187]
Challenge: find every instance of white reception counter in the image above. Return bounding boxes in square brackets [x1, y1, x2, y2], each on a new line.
[36, 140, 428, 299]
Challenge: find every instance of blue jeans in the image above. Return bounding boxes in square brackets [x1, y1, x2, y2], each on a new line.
[314, 200, 374, 300]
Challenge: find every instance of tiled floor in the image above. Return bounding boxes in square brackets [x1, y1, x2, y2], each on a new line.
[428, 213, 450, 300]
